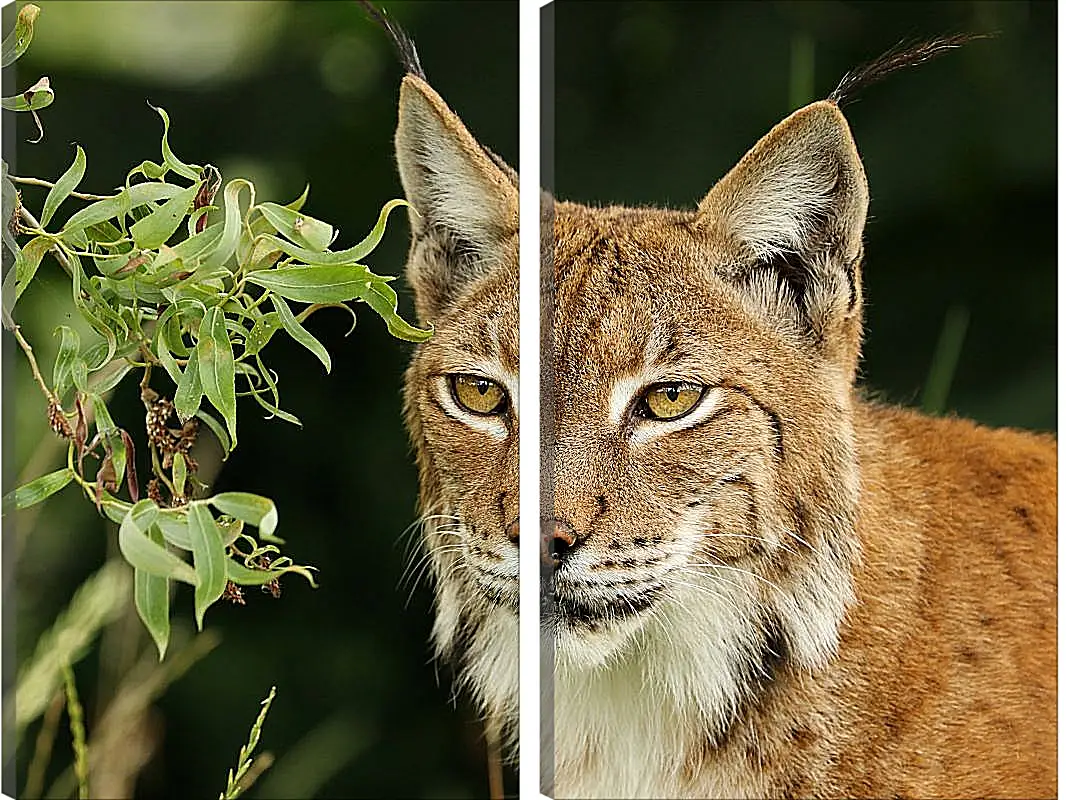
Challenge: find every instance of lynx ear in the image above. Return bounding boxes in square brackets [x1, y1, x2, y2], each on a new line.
[395, 75, 518, 322]
[698, 101, 868, 373]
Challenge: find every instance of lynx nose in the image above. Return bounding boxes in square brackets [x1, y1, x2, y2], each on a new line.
[542, 518, 578, 570]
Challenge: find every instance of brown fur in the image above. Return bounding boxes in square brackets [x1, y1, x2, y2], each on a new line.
[393, 54, 1055, 800]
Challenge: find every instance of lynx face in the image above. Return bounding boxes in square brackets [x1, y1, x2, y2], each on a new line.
[542, 103, 872, 688]
[397, 66, 871, 717]
[395, 75, 521, 719]
[545, 202, 860, 675]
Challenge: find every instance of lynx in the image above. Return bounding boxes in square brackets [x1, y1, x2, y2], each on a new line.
[388, 23, 1055, 800]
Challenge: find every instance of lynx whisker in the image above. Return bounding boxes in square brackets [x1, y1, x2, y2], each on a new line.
[684, 561, 786, 597]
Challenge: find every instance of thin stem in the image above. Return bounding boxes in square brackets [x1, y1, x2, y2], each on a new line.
[22, 690, 65, 800]
[231, 753, 274, 798]
[67, 441, 98, 501]
[10, 324, 53, 399]
[61, 664, 90, 800]
[8, 174, 111, 201]
[149, 443, 178, 497]
[18, 206, 75, 277]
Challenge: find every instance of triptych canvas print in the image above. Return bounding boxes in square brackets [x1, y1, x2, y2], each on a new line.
[2, 1, 1055, 798]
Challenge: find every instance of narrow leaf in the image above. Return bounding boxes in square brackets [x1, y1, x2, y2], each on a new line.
[361, 280, 433, 342]
[2, 76, 53, 111]
[51, 325, 80, 398]
[1, 3, 39, 68]
[174, 346, 203, 422]
[62, 182, 181, 237]
[150, 104, 200, 181]
[118, 500, 199, 585]
[134, 526, 171, 660]
[243, 312, 282, 356]
[187, 504, 228, 629]
[152, 220, 222, 271]
[226, 558, 317, 588]
[156, 511, 192, 550]
[245, 265, 372, 304]
[196, 306, 237, 448]
[270, 295, 330, 373]
[343, 198, 409, 262]
[15, 236, 53, 301]
[284, 184, 309, 212]
[247, 354, 301, 430]
[39, 145, 87, 227]
[209, 492, 279, 539]
[194, 409, 231, 457]
[155, 328, 182, 386]
[172, 452, 187, 498]
[197, 179, 251, 272]
[3, 468, 72, 514]
[257, 202, 333, 252]
[130, 183, 198, 249]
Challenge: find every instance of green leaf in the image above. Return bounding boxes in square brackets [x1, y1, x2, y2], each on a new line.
[89, 360, 132, 395]
[2, 75, 53, 111]
[198, 179, 251, 273]
[152, 221, 222, 271]
[99, 494, 132, 524]
[155, 511, 191, 550]
[193, 409, 230, 457]
[1, 4, 39, 68]
[343, 198, 410, 263]
[284, 184, 310, 212]
[244, 265, 373, 304]
[3, 468, 73, 514]
[243, 312, 282, 356]
[134, 525, 171, 660]
[61, 182, 182, 237]
[226, 558, 317, 588]
[80, 340, 111, 372]
[361, 280, 433, 342]
[15, 235, 54, 301]
[270, 295, 330, 373]
[257, 202, 334, 252]
[150, 104, 200, 181]
[160, 305, 193, 357]
[127, 159, 167, 183]
[130, 183, 198, 249]
[247, 353, 301, 428]
[247, 198, 408, 267]
[209, 492, 279, 539]
[40, 145, 87, 227]
[118, 500, 198, 586]
[196, 306, 237, 449]
[187, 504, 227, 629]
[51, 325, 80, 398]
[155, 327, 182, 386]
[90, 393, 116, 434]
[172, 453, 187, 498]
[174, 346, 203, 422]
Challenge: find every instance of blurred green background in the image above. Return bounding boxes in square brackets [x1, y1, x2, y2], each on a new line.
[552, 0, 1055, 432]
[7, 2, 515, 798]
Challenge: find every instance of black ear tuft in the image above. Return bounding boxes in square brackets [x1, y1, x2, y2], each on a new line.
[358, 0, 427, 80]
[828, 33, 991, 107]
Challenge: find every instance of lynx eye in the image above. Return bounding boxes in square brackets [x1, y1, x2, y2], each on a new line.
[450, 374, 508, 415]
[640, 383, 704, 421]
